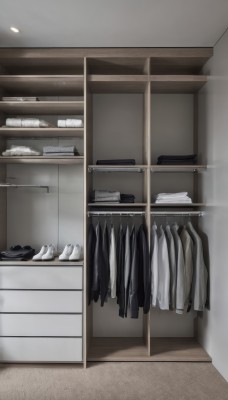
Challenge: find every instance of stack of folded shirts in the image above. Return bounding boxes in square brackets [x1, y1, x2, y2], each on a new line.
[2, 146, 40, 156]
[91, 190, 120, 203]
[157, 154, 197, 165]
[43, 146, 79, 157]
[120, 194, 135, 203]
[5, 118, 51, 128]
[2, 97, 39, 102]
[96, 159, 136, 165]
[154, 192, 192, 204]
[57, 119, 83, 128]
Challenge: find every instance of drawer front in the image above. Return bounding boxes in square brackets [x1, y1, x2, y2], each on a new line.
[0, 266, 83, 289]
[0, 337, 82, 362]
[0, 314, 82, 337]
[0, 290, 82, 313]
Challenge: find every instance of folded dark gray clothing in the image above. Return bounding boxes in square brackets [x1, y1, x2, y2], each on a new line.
[91, 200, 120, 203]
[157, 154, 197, 160]
[43, 146, 79, 155]
[96, 159, 136, 165]
[0, 245, 35, 260]
[43, 153, 75, 156]
[120, 198, 135, 203]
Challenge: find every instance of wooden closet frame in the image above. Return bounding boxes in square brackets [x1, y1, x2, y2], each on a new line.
[0, 47, 213, 367]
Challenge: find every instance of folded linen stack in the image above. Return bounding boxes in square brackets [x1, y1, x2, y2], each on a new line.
[43, 146, 79, 157]
[5, 118, 51, 128]
[96, 159, 136, 165]
[154, 192, 192, 204]
[57, 119, 83, 128]
[91, 190, 121, 203]
[157, 154, 197, 165]
[2, 146, 40, 156]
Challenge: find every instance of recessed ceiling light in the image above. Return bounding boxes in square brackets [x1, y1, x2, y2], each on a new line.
[10, 27, 20, 33]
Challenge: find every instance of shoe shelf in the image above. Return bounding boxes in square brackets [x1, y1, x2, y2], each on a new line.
[150, 165, 207, 173]
[0, 156, 84, 165]
[0, 127, 84, 138]
[0, 75, 84, 96]
[0, 101, 84, 115]
[88, 165, 147, 173]
[0, 257, 84, 266]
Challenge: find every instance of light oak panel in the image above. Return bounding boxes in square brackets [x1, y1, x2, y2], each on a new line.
[0, 101, 84, 115]
[0, 127, 84, 138]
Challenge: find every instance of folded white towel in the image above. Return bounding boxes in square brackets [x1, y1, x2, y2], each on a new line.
[155, 198, 192, 204]
[2, 146, 40, 157]
[22, 119, 40, 128]
[6, 118, 22, 127]
[57, 119, 83, 128]
[156, 192, 189, 200]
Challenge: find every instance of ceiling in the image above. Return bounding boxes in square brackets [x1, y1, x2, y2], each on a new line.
[0, 0, 228, 48]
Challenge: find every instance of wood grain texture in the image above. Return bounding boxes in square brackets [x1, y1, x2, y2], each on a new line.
[0, 101, 84, 115]
[0, 127, 84, 138]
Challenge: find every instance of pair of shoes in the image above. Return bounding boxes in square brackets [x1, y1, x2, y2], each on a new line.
[33, 245, 55, 261]
[59, 244, 81, 261]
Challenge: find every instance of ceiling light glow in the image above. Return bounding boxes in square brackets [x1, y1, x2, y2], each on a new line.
[10, 27, 20, 33]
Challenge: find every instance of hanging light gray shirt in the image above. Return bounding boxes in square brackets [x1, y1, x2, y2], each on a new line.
[109, 225, 117, 298]
[157, 226, 170, 310]
[180, 227, 193, 307]
[186, 222, 208, 311]
[165, 225, 176, 310]
[171, 224, 186, 314]
[151, 223, 159, 307]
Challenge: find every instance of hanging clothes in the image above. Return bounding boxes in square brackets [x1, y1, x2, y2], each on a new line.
[102, 221, 110, 304]
[157, 226, 170, 310]
[109, 224, 117, 299]
[129, 226, 139, 318]
[165, 224, 176, 310]
[137, 224, 150, 314]
[151, 223, 159, 307]
[187, 222, 208, 311]
[116, 224, 125, 318]
[180, 226, 194, 310]
[124, 225, 131, 317]
[88, 223, 96, 305]
[171, 224, 186, 314]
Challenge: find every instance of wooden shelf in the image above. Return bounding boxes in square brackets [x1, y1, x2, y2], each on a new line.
[88, 75, 148, 93]
[151, 165, 207, 172]
[88, 165, 147, 172]
[0, 127, 84, 138]
[88, 203, 146, 207]
[87, 337, 211, 362]
[0, 257, 84, 267]
[150, 75, 207, 93]
[0, 156, 84, 165]
[151, 203, 206, 208]
[0, 75, 84, 96]
[0, 101, 84, 115]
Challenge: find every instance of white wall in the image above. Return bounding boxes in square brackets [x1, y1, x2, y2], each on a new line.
[198, 31, 228, 382]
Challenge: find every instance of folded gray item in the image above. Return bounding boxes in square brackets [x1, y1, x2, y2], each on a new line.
[43, 153, 75, 157]
[91, 190, 120, 202]
[6, 118, 51, 128]
[43, 146, 79, 155]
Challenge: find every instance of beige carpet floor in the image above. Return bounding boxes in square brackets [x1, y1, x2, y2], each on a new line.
[0, 362, 227, 400]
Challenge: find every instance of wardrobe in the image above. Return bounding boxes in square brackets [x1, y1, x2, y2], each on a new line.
[0, 48, 213, 367]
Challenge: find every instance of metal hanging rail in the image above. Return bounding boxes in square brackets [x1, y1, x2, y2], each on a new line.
[0, 183, 50, 193]
[150, 211, 205, 217]
[87, 210, 205, 217]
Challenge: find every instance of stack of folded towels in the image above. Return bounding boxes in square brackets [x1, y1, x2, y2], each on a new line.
[5, 118, 51, 128]
[154, 192, 192, 204]
[43, 146, 80, 157]
[57, 119, 83, 128]
[2, 146, 40, 156]
[157, 154, 197, 165]
[91, 190, 135, 204]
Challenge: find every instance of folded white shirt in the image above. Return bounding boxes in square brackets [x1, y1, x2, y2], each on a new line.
[57, 119, 83, 128]
[155, 198, 192, 204]
[6, 118, 50, 128]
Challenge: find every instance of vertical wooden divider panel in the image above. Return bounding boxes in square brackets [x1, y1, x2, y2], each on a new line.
[83, 58, 93, 368]
[143, 58, 151, 356]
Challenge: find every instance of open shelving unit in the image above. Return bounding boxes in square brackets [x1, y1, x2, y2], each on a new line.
[0, 47, 213, 367]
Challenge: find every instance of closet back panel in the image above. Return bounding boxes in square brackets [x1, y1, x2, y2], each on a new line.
[6, 138, 83, 251]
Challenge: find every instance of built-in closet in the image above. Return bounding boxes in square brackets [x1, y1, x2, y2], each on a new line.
[0, 48, 213, 367]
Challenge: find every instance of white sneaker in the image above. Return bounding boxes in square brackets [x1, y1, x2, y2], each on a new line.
[33, 245, 48, 261]
[59, 244, 73, 261]
[69, 244, 81, 261]
[42, 244, 55, 261]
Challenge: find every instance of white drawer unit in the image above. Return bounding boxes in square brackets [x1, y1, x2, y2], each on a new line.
[0, 337, 82, 362]
[0, 314, 82, 337]
[0, 290, 83, 313]
[0, 266, 83, 290]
